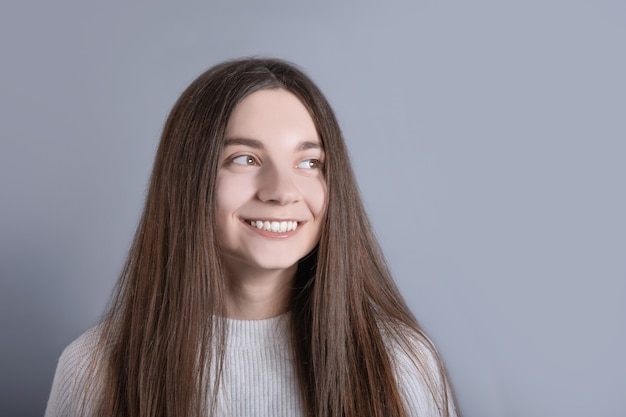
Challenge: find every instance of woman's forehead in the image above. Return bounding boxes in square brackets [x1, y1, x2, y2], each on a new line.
[224, 89, 321, 149]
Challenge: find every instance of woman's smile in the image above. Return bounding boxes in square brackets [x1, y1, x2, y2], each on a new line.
[245, 219, 300, 233]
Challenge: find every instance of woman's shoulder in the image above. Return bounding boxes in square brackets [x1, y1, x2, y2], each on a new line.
[58, 324, 106, 383]
[62, 324, 103, 361]
[45, 324, 105, 417]
[382, 323, 459, 417]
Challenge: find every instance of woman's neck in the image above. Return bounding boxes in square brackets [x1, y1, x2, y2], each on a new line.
[223, 265, 296, 320]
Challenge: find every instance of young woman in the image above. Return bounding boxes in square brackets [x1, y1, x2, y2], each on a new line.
[45, 58, 459, 417]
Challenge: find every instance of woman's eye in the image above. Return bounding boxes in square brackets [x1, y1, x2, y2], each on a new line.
[231, 155, 258, 166]
[296, 159, 322, 170]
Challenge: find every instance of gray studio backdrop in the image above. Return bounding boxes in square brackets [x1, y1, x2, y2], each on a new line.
[1, 1, 625, 416]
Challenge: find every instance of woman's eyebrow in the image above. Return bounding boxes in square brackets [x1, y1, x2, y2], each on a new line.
[224, 137, 264, 149]
[224, 138, 322, 152]
[296, 141, 322, 151]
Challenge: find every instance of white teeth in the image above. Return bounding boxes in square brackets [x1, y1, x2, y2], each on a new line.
[249, 220, 298, 232]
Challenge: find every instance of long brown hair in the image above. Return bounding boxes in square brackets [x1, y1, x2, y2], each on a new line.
[87, 58, 457, 417]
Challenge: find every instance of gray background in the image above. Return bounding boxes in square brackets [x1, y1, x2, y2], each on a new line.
[1, 1, 624, 416]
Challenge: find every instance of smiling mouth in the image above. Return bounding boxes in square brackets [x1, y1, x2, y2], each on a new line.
[247, 220, 299, 233]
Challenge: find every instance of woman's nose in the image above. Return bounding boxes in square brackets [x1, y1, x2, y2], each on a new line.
[256, 164, 301, 205]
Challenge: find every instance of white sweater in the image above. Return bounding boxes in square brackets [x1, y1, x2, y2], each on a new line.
[45, 314, 456, 417]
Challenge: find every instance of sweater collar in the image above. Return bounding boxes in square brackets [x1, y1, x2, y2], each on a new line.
[224, 312, 290, 347]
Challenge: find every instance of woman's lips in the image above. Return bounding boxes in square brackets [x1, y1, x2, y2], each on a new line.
[242, 218, 303, 237]
[248, 219, 299, 232]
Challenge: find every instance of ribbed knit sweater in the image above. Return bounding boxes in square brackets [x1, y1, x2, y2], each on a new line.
[45, 314, 456, 416]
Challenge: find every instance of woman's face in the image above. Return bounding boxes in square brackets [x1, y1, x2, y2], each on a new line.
[215, 89, 327, 279]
